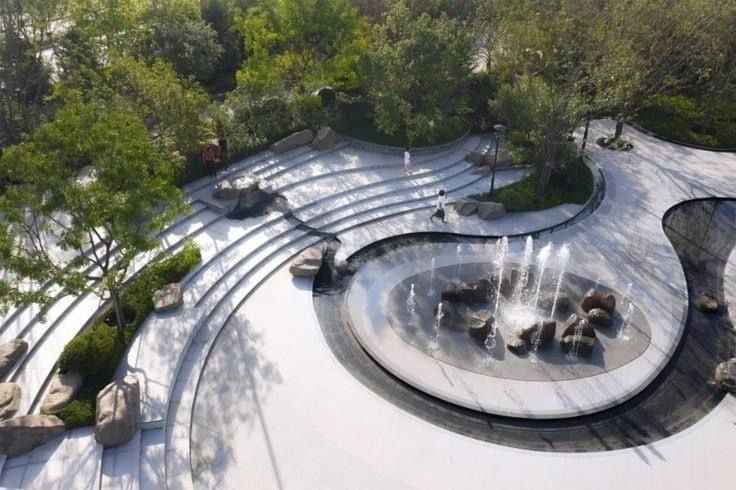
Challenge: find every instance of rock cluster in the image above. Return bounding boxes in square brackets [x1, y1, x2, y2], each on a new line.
[451, 198, 506, 221]
[0, 339, 28, 379]
[153, 283, 184, 313]
[559, 314, 597, 358]
[289, 243, 326, 277]
[95, 375, 140, 448]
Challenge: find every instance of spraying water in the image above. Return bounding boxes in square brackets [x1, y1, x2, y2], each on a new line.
[429, 302, 444, 351]
[618, 303, 634, 341]
[549, 244, 571, 318]
[428, 257, 437, 296]
[493, 237, 509, 315]
[407, 283, 417, 327]
[530, 243, 554, 363]
[455, 244, 463, 279]
[512, 236, 534, 303]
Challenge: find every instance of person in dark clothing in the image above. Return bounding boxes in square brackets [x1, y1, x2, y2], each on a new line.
[217, 137, 229, 171]
[430, 189, 448, 223]
[201, 144, 217, 179]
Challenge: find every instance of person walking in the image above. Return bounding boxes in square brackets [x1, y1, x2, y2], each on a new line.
[403, 146, 412, 175]
[217, 137, 229, 173]
[201, 144, 217, 179]
[430, 189, 448, 223]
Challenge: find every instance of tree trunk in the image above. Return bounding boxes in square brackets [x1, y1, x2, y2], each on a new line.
[537, 163, 552, 197]
[109, 287, 126, 338]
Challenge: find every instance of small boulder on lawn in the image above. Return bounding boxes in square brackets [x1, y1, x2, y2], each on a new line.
[270, 129, 315, 154]
[289, 244, 326, 277]
[311, 126, 338, 150]
[454, 198, 479, 216]
[0, 414, 65, 457]
[0, 383, 21, 420]
[695, 290, 720, 313]
[95, 375, 140, 448]
[153, 283, 184, 313]
[580, 288, 616, 314]
[713, 358, 736, 392]
[40, 371, 84, 414]
[477, 202, 506, 221]
[0, 339, 28, 379]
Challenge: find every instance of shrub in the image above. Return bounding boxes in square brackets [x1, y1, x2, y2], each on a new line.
[57, 323, 125, 376]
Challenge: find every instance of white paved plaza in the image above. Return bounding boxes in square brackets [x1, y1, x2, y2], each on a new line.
[1, 122, 736, 489]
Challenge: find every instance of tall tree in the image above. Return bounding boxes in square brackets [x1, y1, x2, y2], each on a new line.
[0, 99, 187, 332]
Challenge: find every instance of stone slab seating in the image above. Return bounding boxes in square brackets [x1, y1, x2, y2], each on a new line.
[0, 414, 65, 457]
[0, 382, 21, 420]
[95, 375, 140, 448]
[713, 358, 736, 392]
[289, 243, 326, 277]
[41, 371, 83, 414]
[312, 126, 338, 150]
[153, 283, 184, 313]
[580, 289, 616, 314]
[270, 129, 315, 154]
[0, 339, 28, 379]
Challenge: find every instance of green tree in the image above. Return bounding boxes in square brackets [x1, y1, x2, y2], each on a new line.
[0, 99, 187, 332]
[361, 0, 474, 143]
[237, 0, 366, 94]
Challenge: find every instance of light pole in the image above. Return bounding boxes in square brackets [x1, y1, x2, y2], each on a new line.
[489, 123, 506, 196]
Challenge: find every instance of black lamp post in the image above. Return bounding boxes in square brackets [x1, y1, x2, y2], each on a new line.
[489, 123, 506, 196]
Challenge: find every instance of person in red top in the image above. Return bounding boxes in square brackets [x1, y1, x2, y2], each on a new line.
[201, 144, 217, 179]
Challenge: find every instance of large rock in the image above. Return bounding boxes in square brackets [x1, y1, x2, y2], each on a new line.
[453, 198, 479, 216]
[461, 279, 493, 303]
[153, 283, 184, 313]
[0, 383, 21, 420]
[561, 315, 596, 338]
[587, 308, 613, 327]
[470, 165, 492, 176]
[40, 372, 84, 414]
[270, 129, 314, 154]
[212, 180, 239, 200]
[580, 289, 616, 314]
[95, 375, 140, 448]
[539, 293, 570, 312]
[465, 150, 487, 166]
[441, 282, 467, 303]
[507, 337, 529, 356]
[467, 312, 494, 341]
[0, 415, 65, 456]
[713, 358, 736, 392]
[231, 174, 260, 197]
[289, 244, 326, 277]
[436, 302, 465, 332]
[311, 126, 338, 150]
[560, 335, 596, 358]
[0, 339, 28, 379]
[696, 291, 720, 313]
[477, 202, 506, 221]
[517, 319, 557, 347]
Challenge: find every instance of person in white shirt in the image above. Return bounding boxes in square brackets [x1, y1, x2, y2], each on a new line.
[430, 189, 447, 223]
[403, 147, 412, 175]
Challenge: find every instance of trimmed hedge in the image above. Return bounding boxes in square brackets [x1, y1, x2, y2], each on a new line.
[55, 241, 202, 428]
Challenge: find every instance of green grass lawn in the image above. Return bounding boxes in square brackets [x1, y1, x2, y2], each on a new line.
[333, 101, 469, 147]
[470, 156, 593, 212]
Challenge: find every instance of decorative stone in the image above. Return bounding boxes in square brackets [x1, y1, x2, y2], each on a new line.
[40, 371, 84, 414]
[539, 293, 570, 311]
[695, 291, 720, 313]
[152, 283, 184, 314]
[0, 383, 21, 420]
[460, 279, 493, 303]
[311, 126, 338, 150]
[587, 308, 613, 327]
[0, 415, 65, 457]
[467, 313, 494, 341]
[454, 198, 479, 216]
[270, 129, 315, 154]
[507, 337, 529, 356]
[517, 319, 556, 347]
[231, 173, 260, 196]
[95, 375, 140, 448]
[465, 150, 487, 166]
[470, 165, 492, 177]
[477, 202, 506, 221]
[436, 302, 465, 331]
[212, 180, 239, 200]
[560, 335, 596, 358]
[561, 316, 596, 338]
[580, 288, 616, 314]
[0, 339, 28, 379]
[440, 282, 467, 303]
[713, 358, 736, 392]
[289, 244, 326, 277]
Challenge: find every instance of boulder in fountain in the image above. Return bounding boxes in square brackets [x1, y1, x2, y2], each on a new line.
[580, 289, 616, 314]
[441, 282, 467, 303]
[587, 308, 613, 327]
[506, 337, 529, 356]
[713, 358, 736, 392]
[436, 302, 465, 331]
[517, 319, 556, 347]
[540, 293, 570, 312]
[695, 290, 720, 313]
[460, 279, 493, 303]
[289, 244, 326, 277]
[561, 315, 596, 339]
[560, 335, 596, 358]
[467, 312, 494, 341]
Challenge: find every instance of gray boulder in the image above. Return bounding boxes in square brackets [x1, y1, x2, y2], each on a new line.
[539, 293, 570, 312]
[713, 359, 736, 392]
[477, 202, 506, 221]
[588, 308, 613, 327]
[470, 166, 492, 176]
[270, 129, 315, 154]
[580, 288, 616, 314]
[311, 126, 338, 150]
[289, 244, 326, 277]
[561, 315, 596, 338]
[507, 337, 529, 356]
[212, 180, 240, 200]
[696, 291, 720, 313]
[436, 302, 465, 332]
[461, 279, 493, 303]
[0, 415, 65, 456]
[0, 383, 21, 420]
[231, 174, 260, 196]
[440, 282, 467, 303]
[517, 319, 557, 347]
[454, 198, 479, 216]
[560, 335, 596, 358]
[465, 150, 487, 166]
[467, 312, 494, 341]
[0, 339, 28, 379]
[40, 372, 84, 414]
[95, 375, 140, 448]
[153, 283, 184, 313]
